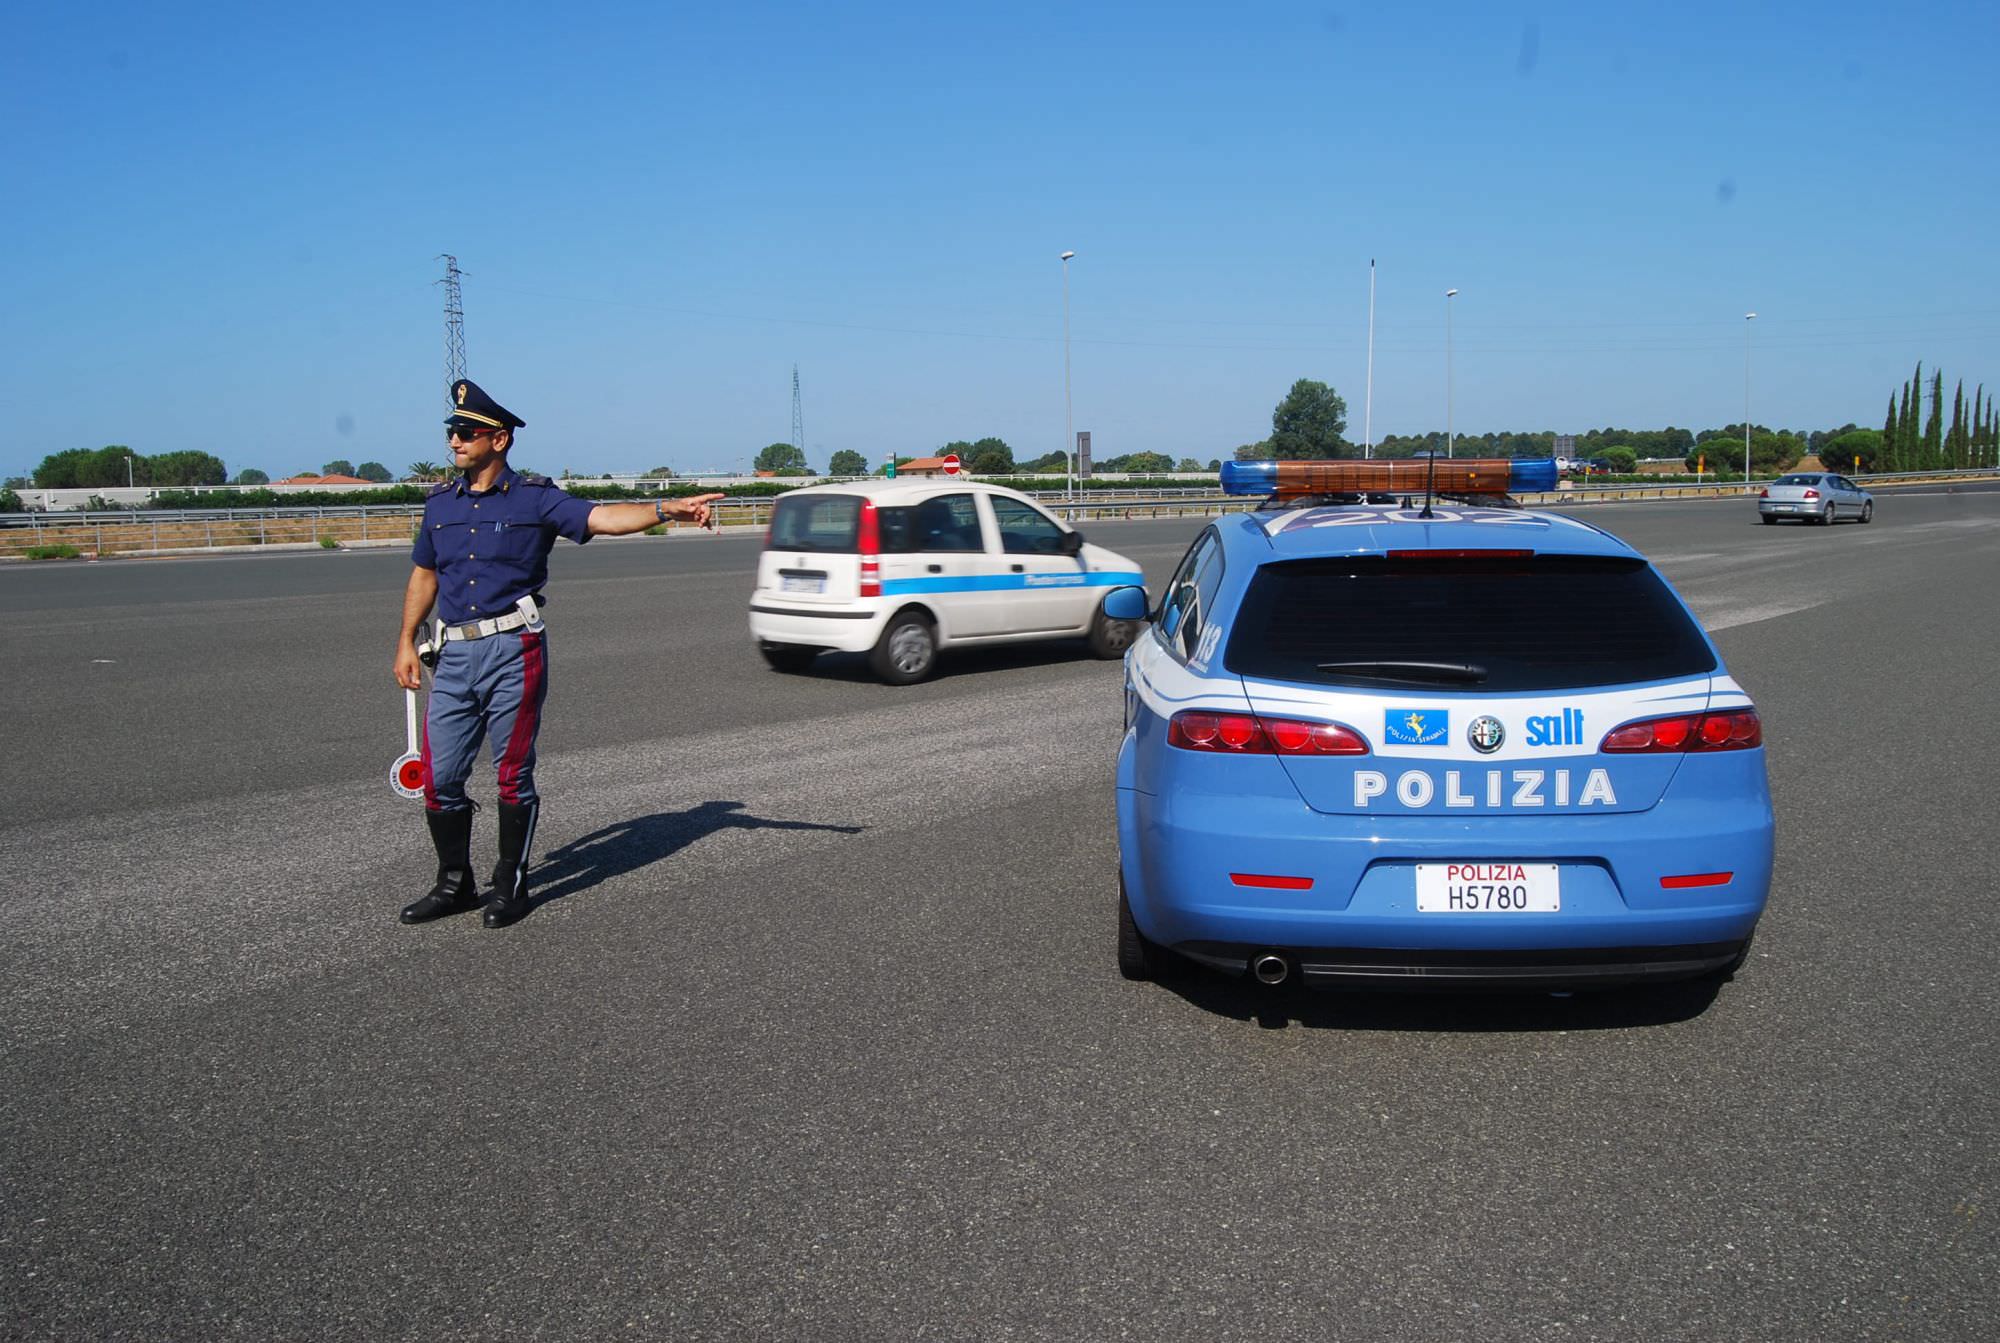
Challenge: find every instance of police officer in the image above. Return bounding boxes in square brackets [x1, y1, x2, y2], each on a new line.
[393, 378, 722, 928]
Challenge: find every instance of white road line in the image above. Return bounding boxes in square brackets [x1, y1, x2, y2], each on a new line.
[1693, 597, 1830, 631]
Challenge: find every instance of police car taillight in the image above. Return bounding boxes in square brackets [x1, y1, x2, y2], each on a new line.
[857, 499, 882, 598]
[1168, 710, 1369, 755]
[1600, 709, 1762, 753]
[1802, 488, 1820, 500]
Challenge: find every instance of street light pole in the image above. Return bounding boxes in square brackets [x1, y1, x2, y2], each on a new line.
[125, 454, 133, 489]
[1743, 312, 1757, 489]
[1364, 259, 1376, 459]
[1061, 250, 1076, 501]
[1445, 289, 1459, 458]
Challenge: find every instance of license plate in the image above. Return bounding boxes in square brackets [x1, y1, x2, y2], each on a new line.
[1415, 862, 1560, 912]
[781, 575, 825, 594]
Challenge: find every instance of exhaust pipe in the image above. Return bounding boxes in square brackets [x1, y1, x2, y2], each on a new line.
[1252, 954, 1290, 986]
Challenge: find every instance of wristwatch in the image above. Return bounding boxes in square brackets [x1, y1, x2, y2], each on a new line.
[654, 499, 668, 523]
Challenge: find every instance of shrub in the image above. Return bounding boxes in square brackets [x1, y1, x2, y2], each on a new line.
[24, 543, 81, 560]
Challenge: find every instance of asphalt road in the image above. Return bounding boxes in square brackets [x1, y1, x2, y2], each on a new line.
[3, 487, 1997, 1340]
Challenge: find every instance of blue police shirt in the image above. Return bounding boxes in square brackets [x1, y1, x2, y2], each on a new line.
[411, 467, 598, 624]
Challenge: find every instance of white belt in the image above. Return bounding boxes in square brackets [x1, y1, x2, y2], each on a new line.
[440, 596, 545, 642]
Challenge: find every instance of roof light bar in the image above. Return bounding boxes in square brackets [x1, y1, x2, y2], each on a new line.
[1220, 457, 1560, 498]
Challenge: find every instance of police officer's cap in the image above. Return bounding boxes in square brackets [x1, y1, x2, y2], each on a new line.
[445, 378, 526, 432]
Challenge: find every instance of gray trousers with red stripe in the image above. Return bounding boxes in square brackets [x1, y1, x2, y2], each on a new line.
[421, 630, 549, 812]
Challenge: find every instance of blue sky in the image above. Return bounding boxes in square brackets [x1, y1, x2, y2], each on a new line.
[3, 0, 1996, 479]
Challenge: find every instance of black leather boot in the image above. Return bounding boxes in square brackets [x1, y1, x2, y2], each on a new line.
[400, 807, 480, 924]
[483, 801, 539, 928]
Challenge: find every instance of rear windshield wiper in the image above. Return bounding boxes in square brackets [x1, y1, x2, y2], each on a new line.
[1314, 659, 1489, 684]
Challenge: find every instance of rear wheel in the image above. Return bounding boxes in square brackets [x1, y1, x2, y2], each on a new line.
[1759, 513, 1776, 525]
[1117, 876, 1166, 981]
[759, 642, 820, 673]
[870, 610, 937, 685]
[1819, 503, 1835, 526]
[1087, 603, 1141, 659]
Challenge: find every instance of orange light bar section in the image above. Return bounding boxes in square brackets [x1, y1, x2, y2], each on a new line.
[1266, 458, 1515, 497]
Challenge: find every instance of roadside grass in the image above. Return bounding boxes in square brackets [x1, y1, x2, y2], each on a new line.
[23, 543, 81, 560]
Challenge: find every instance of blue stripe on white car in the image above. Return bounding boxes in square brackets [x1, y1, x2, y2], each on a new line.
[881, 569, 1146, 596]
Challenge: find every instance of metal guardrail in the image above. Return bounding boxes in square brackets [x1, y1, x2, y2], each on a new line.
[0, 488, 1228, 528]
[3, 470, 1992, 558]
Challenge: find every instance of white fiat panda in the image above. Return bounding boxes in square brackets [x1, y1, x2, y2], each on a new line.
[748, 479, 1147, 683]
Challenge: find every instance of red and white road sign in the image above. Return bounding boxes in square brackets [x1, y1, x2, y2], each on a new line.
[940, 453, 961, 476]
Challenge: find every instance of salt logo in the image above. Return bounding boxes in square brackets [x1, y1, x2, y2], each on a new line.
[1525, 707, 1587, 748]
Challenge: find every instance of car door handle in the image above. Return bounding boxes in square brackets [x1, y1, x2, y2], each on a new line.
[926, 564, 942, 573]
[1010, 564, 1024, 572]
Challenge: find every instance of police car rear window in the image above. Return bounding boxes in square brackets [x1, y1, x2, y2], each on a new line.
[1224, 554, 1715, 692]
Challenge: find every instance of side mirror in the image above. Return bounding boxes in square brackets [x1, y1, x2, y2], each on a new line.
[1101, 585, 1149, 622]
[1059, 530, 1084, 556]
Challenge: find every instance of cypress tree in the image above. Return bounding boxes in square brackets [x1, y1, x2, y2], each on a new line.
[1949, 380, 1965, 468]
[1926, 370, 1945, 467]
[1882, 393, 1899, 471]
[1978, 386, 1990, 469]
[1902, 363, 1921, 463]
[1968, 386, 1979, 470]
[1965, 384, 1976, 467]
[1975, 391, 1984, 469]
[1976, 385, 1992, 469]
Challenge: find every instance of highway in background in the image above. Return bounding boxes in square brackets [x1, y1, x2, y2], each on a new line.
[2, 489, 1996, 1340]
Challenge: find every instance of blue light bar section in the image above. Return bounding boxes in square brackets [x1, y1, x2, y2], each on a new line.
[1508, 457, 1559, 492]
[1220, 461, 1279, 496]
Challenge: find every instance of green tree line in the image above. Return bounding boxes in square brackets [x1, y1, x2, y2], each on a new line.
[32, 446, 229, 488]
[34, 363, 1990, 504]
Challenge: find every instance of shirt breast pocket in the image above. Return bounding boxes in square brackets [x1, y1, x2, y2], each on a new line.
[493, 520, 548, 557]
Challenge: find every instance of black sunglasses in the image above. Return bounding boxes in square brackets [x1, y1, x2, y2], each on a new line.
[446, 424, 497, 442]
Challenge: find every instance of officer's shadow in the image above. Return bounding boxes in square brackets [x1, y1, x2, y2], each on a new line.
[527, 801, 864, 909]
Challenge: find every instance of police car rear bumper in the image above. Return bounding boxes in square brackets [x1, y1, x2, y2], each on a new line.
[1117, 764, 1773, 981]
[1172, 939, 1747, 990]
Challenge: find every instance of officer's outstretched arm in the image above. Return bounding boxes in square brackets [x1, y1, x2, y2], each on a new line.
[586, 493, 726, 536]
[394, 565, 439, 690]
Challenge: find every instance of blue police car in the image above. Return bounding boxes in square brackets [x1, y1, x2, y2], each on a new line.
[1105, 457, 1774, 991]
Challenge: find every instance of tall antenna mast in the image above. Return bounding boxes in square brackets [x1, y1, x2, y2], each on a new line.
[436, 254, 467, 390]
[790, 365, 806, 464]
[1364, 258, 1376, 459]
